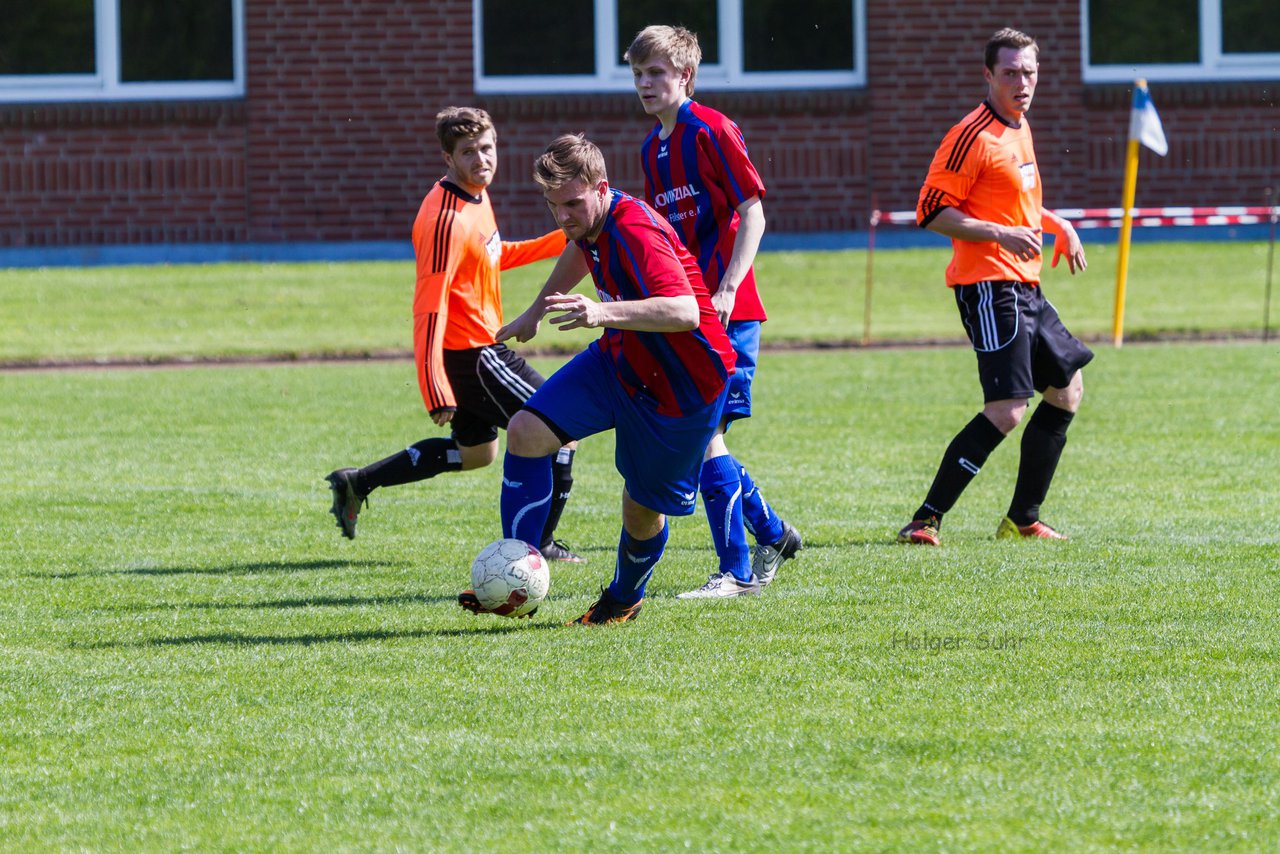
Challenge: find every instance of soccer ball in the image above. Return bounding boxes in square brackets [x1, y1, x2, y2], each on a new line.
[470, 538, 550, 617]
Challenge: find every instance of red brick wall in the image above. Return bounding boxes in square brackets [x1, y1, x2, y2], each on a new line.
[242, 0, 475, 241]
[1, 0, 1276, 248]
[1, 102, 248, 246]
[1080, 83, 1280, 211]
[866, 4, 1096, 215]
[480, 88, 871, 237]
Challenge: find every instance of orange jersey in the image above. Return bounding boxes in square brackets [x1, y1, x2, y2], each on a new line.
[410, 180, 565, 413]
[917, 101, 1043, 286]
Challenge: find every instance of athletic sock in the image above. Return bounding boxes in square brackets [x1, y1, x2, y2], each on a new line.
[500, 452, 553, 546]
[609, 522, 668, 606]
[539, 447, 575, 549]
[1007, 402, 1075, 526]
[358, 437, 462, 493]
[700, 455, 752, 581]
[738, 459, 785, 545]
[915, 413, 1007, 521]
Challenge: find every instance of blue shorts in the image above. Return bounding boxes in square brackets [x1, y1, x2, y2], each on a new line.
[523, 342, 728, 516]
[723, 320, 760, 423]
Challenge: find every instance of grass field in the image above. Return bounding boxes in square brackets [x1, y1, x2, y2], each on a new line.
[3, 250, 1279, 850]
[2, 240, 1275, 363]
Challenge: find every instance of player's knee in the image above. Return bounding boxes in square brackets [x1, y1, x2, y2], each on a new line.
[982, 401, 1026, 435]
[459, 441, 498, 470]
[1044, 373, 1084, 412]
[622, 500, 664, 540]
[507, 410, 558, 457]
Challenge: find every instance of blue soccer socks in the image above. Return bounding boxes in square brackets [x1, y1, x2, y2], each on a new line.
[737, 459, 785, 547]
[610, 523, 668, 605]
[501, 452, 553, 546]
[700, 455, 752, 582]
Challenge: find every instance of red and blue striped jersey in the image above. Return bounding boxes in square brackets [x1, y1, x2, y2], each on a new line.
[640, 99, 767, 321]
[576, 189, 736, 417]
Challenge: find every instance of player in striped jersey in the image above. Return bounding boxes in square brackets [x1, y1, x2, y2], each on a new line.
[484, 134, 736, 625]
[325, 107, 583, 563]
[897, 29, 1092, 546]
[626, 25, 801, 599]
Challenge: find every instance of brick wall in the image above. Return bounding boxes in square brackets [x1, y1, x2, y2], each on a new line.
[0, 102, 248, 246]
[242, 0, 476, 241]
[1, 0, 1276, 248]
[480, 88, 872, 237]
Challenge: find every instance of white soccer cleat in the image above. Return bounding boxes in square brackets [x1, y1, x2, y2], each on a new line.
[676, 572, 763, 599]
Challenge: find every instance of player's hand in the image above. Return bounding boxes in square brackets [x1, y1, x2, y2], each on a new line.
[711, 286, 737, 329]
[996, 226, 1043, 261]
[544, 293, 603, 330]
[1051, 223, 1088, 274]
[497, 308, 542, 343]
[430, 407, 456, 427]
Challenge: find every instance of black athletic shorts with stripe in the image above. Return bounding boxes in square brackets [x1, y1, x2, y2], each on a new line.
[442, 344, 544, 447]
[954, 281, 1094, 402]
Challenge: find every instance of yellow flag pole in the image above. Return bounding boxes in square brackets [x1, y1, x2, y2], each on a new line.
[1113, 80, 1144, 347]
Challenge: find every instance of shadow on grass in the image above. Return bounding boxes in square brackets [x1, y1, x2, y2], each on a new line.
[41, 558, 392, 579]
[91, 592, 456, 612]
[206, 593, 444, 610]
[76, 619, 561, 649]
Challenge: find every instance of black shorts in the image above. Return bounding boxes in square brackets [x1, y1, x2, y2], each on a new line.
[443, 344, 545, 447]
[954, 281, 1094, 402]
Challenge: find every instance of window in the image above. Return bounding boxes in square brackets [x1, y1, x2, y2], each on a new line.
[1084, 0, 1280, 82]
[0, 0, 244, 103]
[475, 0, 865, 93]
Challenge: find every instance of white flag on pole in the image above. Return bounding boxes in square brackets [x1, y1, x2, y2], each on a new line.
[1130, 82, 1168, 156]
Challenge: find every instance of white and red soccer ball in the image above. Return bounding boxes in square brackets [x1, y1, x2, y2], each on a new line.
[470, 538, 550, 617]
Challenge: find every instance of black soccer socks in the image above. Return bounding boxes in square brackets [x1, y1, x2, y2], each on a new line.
[540, 446, 576, 548]
[915, 413, 1007, 521]
[1007, 402, 1075, 526]
[359, 437, 463, 492]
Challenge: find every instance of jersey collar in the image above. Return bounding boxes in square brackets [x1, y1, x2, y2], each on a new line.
[439, 179, 483, 204]
[982, 99, 1023, 129]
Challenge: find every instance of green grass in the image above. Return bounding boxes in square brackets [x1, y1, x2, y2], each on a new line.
[2, 240, 1275, 363]
[4, 340, 1279, 850]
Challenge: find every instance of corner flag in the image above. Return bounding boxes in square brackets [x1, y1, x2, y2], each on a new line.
[1113, 79, 1169, 347]
[1129, 83, 1168, 156]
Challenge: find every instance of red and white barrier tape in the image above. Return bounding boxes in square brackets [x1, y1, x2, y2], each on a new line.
[874, 205, 1280, 228]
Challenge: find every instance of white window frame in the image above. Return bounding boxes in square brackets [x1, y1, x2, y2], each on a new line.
[0, 0, 246, 104]
[474, 0, 866, 94]
[1083, 0, 1280, 82]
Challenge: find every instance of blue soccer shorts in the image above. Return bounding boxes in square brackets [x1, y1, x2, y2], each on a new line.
[523, 342, 728, 516]
[722, 320, 760, 424]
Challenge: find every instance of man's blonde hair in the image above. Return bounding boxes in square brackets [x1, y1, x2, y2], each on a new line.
[624, 25, 701, 97]
[435, 106, 495, 155]
[532, 134, 608, 191]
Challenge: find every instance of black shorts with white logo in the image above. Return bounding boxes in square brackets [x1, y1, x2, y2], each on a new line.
[443, 344, 545, 447]
[953, 281, 1094, 402]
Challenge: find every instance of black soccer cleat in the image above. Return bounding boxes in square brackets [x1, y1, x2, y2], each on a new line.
[325, 467, 367, 539]
[751, 520, 803, 587]
[540, 539, 586, 563]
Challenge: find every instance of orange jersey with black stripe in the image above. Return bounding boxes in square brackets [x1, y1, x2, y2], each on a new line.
[410, 180, 566, 413]
[917, 101, 1043, 286]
